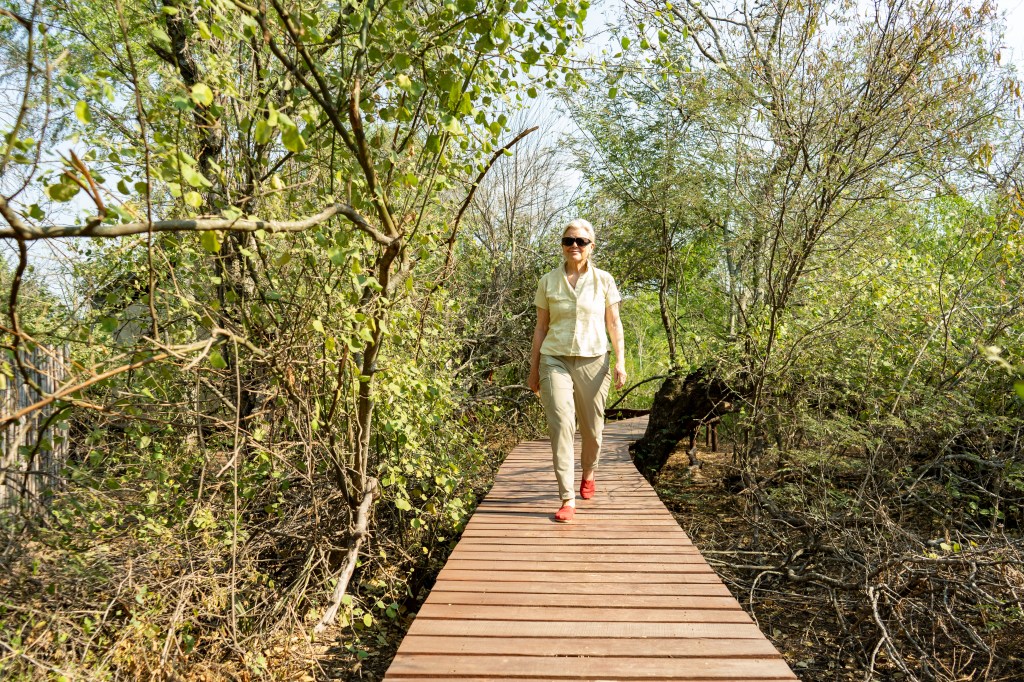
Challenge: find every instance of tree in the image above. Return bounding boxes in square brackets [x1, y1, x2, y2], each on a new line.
[0, 0, 588, 674]
[626, 0, 1017, 466]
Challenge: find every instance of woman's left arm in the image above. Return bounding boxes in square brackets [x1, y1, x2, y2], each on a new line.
[605, 302, 627, 390]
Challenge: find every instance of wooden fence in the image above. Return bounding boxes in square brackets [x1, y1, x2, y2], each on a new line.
[1, 345, 70, 513]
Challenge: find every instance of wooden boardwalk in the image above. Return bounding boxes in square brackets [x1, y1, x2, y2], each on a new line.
[384, 417, 798, 681]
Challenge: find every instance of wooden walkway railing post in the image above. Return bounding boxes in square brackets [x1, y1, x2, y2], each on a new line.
[385, 417, 799, 681]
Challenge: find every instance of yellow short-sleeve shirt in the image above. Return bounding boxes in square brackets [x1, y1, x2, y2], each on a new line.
[534, 264, 621, 357]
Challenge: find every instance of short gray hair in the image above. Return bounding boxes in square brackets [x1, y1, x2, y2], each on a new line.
[563, 218, 595, 242]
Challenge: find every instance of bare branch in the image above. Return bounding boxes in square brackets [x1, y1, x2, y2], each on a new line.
[441, 126, 540, 273]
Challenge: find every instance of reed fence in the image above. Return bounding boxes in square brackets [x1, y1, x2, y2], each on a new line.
[1, 346, 70, 513]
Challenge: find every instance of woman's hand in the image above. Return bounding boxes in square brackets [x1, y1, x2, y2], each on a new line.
[528, 367, 541, 395]
[605, 303, 627, 391]
[614, 362, 627, 390]
[529, 308, 549, 396]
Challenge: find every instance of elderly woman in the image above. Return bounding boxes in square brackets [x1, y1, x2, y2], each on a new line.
[528, 218, 627, 523]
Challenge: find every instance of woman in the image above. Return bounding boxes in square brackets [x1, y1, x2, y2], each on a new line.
[528, 218, 627, 523]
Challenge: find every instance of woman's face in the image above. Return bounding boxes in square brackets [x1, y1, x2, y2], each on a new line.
[562, 226, 593, 266]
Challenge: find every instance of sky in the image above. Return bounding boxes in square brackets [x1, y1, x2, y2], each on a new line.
[1001, 0, 1024, 68]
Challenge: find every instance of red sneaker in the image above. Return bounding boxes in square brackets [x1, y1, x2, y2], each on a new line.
[580, 478, 596, 500]
[554, 503, 575, 523]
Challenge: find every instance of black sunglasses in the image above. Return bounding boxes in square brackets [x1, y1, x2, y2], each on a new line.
[561, 237, 592, 247]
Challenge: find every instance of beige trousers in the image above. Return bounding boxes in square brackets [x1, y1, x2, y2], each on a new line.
[539, 353, 611, 502]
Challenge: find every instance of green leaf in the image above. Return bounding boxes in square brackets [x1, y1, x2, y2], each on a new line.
[197, 21, 212, 40]
[282, 125, 306, 152]
[329, 247, 347, 265]
[492, 18, 510, 41]
[75, 101, 91, 124]
[209, 350, 227, 369]
[190, 83, 214, 107]
[183, 191, 203, 208]
[312, 319, 325, 334]
[181, 165, 211, 188]
[45, 182, 80, 202]
[254, 120, 273, 144]
[151, 27, 172, 52]
[362, 613, 373, 628]
[621, 36, 630, 50]
[440, 114, 463, 135]
[278, 113, 306, 153]
[1015, 381, 1024, 400]
[200, 230, 221, 253]
[394, 498, 412, 511]
[395, 74, 414, 94]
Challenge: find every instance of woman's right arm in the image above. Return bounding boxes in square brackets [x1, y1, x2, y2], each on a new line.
[528, 307, 550, 395]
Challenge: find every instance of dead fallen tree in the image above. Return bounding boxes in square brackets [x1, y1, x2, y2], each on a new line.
[630, 367, 739, 478]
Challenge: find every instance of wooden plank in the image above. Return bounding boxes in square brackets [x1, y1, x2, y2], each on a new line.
[471, 505, 677, 514]
[478, 496, 668, 503]
[473, 503, 675, 512]
[440, 560, 717, 573]
[393, 635, 779, 658]
[427, 581, 733, 596]
[436, 570, 724, 583]
[490, 478, 650, 484]
[467, 515, 680, 523]
[387, 671, 786, 675]
[463, 522, 683, 531]
[460, 524, 692, 536]
[447, 551, 707, 563]
[388, 678, 793, 682]
[424, 592, 741, 608]
[405, 619, 767, 639]
[413, 604, 752, 623]
[475, 503, 673, 511]
[470, 513, 674, 520]
[386, 655, 796, 679]
[455, 537, 695, 548]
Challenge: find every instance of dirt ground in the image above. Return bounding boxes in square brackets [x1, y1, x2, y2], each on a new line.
[654, 443, 853, 681]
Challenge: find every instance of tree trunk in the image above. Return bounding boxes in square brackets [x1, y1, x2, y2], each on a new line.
[659, 216, 678, 368]
[630, 368, 738, 480]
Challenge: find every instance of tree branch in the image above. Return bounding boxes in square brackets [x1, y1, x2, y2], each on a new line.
[442, 126, 539, 271]
[0, 199, 395, 244]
